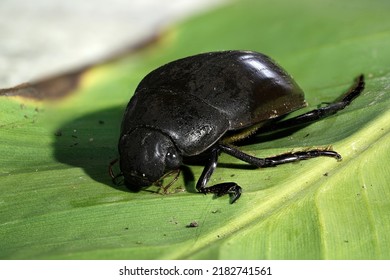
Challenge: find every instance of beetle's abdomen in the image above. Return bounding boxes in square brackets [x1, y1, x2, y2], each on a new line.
[136, 51, 306, 130]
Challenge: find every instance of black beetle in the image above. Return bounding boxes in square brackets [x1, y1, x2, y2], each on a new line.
[111, 50, 364, 203]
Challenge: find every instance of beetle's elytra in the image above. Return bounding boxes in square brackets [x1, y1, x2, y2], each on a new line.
[111, 50, 365, 203]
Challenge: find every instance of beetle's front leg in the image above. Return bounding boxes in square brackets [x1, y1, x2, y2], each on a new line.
[196, 147, 242, 203]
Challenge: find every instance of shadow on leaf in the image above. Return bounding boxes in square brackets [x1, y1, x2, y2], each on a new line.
[53, 105, 128, 192]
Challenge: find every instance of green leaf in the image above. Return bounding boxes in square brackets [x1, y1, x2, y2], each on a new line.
[1, 0, 390, 259]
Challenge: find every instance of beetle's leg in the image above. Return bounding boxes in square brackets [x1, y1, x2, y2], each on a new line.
[219, 143, 341, 168]
[196, 148, 219, 191]
[196, 147, 242, 203]
[265, 75, 365, 130]
[200, 182, 242, 204]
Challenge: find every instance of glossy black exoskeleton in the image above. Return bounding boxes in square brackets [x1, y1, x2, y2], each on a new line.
[112, 50, 365, 203]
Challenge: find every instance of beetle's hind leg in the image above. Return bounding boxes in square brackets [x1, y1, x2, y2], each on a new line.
[196, 147, 242, 203]
[263, 75, 365, 131]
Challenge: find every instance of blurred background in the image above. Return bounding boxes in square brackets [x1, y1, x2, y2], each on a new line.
[0, 0, 228, 87]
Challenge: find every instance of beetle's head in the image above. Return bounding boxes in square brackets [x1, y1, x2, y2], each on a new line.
[118, 127, 182, 188]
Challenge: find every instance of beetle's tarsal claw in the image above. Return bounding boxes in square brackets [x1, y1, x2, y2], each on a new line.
[199, 182, 242, 203]
[228, 185, 242, 204]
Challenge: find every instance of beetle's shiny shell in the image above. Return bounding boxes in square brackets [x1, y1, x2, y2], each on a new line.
[121, 51, 305, 156]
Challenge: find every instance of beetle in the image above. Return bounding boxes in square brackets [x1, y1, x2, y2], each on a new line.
[111, 50, 365, 203]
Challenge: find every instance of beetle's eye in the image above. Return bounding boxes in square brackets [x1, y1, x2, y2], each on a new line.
[165, 147, 182, 169]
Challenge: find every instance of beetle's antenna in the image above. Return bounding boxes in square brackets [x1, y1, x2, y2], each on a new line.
[108, 158, 118, 179]
[109, 158, 124, 185]
[156, 169, 181, 193]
